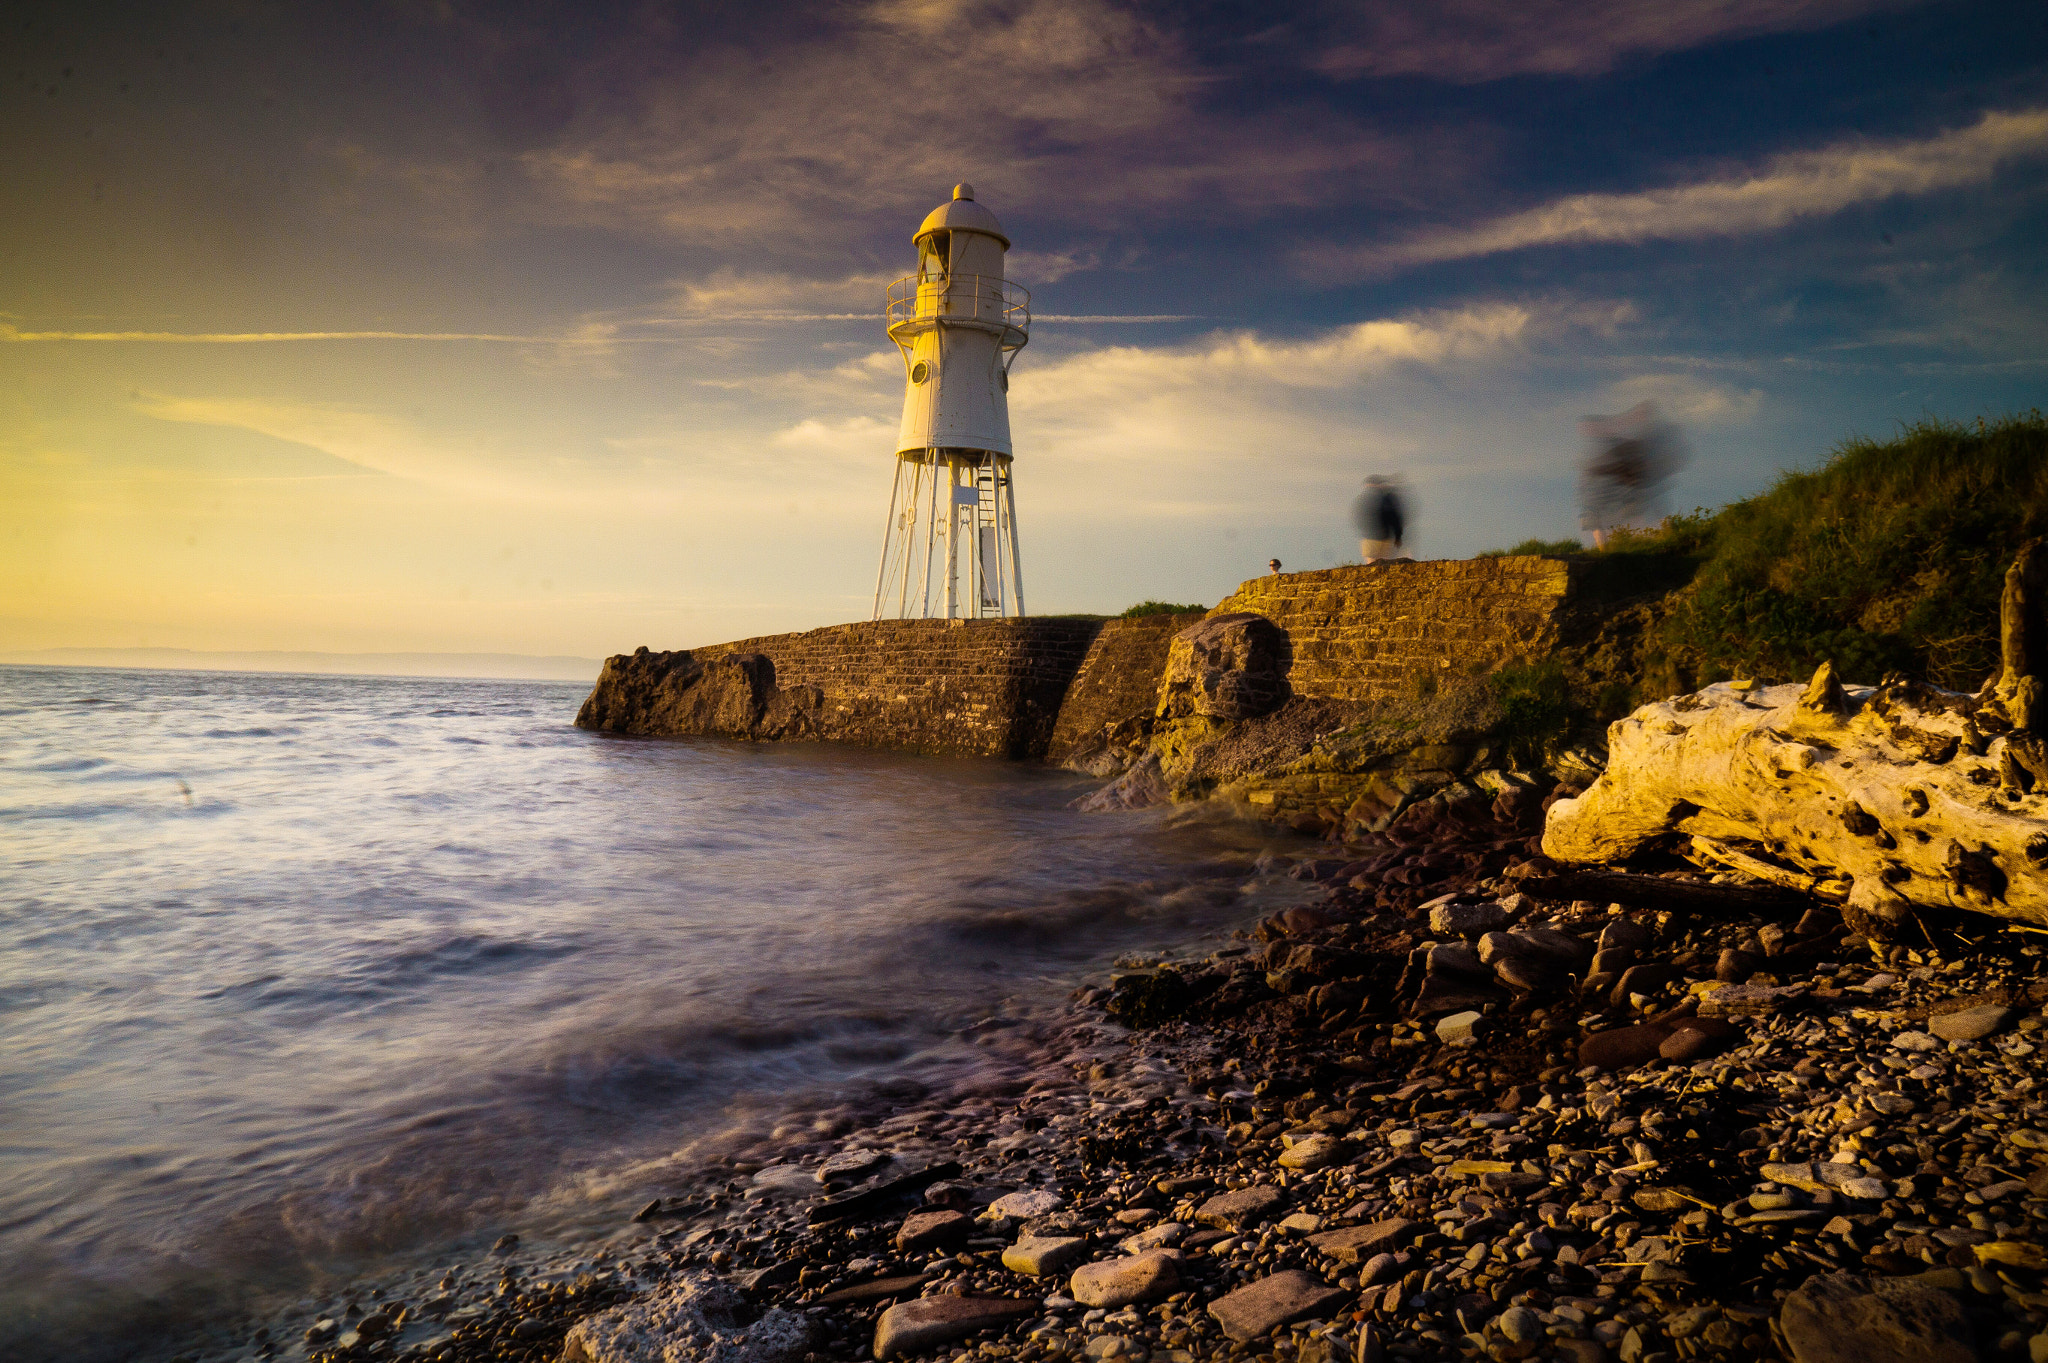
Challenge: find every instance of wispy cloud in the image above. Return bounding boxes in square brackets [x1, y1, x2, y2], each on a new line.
[1307, 0, 1910, 83]
[1, 327, 573, 343]
[1328, 108, 2048, 274]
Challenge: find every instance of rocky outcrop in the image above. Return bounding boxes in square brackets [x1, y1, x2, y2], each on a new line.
[1544, 544, 2048, 936]
[1157, 613, 1290, 722]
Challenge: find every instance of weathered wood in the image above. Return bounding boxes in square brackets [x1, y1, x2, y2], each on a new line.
[1544, 547, 2048, 937]
[1518, 870, 1812, 917]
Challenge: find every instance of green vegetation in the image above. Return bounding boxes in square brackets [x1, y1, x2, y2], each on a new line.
[1119, 600, 1207, 618]
[1477, 537, 1584, 558]
[1487, 660, 1577, 766]
[1612, 413, 2048, 691]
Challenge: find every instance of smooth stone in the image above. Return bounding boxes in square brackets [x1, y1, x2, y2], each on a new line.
[1497, 1306, 1543, 1345]
[1599, 919, 1654, 952]
[1435, 1010, 1483, 1044]
[1892, 1031, 1943, 1053]
[1278, 1133, 1344, 1170]
[1277, 1213, 1323, 1235]
[1119, 1221, 1189, 1254]
[984, 1189, 1064, 1221]
[1358, 1252, 1399, 1285]
[1430, 902, 1507, 938]
[895, 1209, 971, 1254]
[566, 1275, 818, 1363]
[1612, 961, 1680, 1006]
[873, 1296, 1042, 1361]
[1495, 954, 1565, 992]
[1195, 1185, 1286, 1229]
[1003, 1237, 1089, 1277]
[1305, 1219, 1420, 1265]
[1579, 1024, 1672, 1070]
[814, 1274, 934, 1307]
[1661, 1017, 1740, 1061]
[1070, 1249, 1182, 1309]
[1930, 1005, 2015, 1042]
[1207, 1270, 1347, 1342]
[1716, 948, 1760, 983]
[817, 1148, 891, 1182]
[1778, 1271, 1976, 1363]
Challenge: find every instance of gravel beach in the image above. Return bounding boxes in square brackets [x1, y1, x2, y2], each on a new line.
[211, 782, 2048, 1363]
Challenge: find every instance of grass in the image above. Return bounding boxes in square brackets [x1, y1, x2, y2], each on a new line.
[1607, 412, 2048, 691]
[1119, 601, 1207, 618]
[1477, 538, 1584, 557]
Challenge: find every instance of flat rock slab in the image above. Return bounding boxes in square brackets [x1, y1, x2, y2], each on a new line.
[1070, 1249, 1181, 1309]
[1195, 1185, 1286, 1230]
[1277, 1133, 1343, 1170]
[814, 1274, 932, 1307]
[1779, 1271, 1976, 1363]
[1307, 1219, 1420, 1265]
[895, 1210, 971, 1254]
[1208, 1270, 1347, 1342]
[983, 1189, 1063, 1221]
[1762, 1162, 1892, 1199]
[1930, 1004, 2015, 1041]
[1002, 1237, 1089, 1277]
[874, 1296, 1042, 1361]
[817, 1148, 891, 1182]
[1579, 1024, 1672, 1070]
[564, 1274, 817, 1363]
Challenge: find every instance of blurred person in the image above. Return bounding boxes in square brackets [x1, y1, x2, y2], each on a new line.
[1354, 475, 1408, 562]
[1268, 557, 1283, 575]
[1579, 402, 1685, 548]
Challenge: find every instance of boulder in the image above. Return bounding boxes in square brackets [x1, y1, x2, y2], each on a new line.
[873, 1296, 1043, 1361]
[1156, 613, 1290, 721]
[563, 1274, 818, 1363]
[1778, 1271, 1975, 1363]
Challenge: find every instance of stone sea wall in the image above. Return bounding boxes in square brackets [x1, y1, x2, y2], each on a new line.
[576, 557, 1583, 767]
[1208, 557, 1579, 703]
[576, 619, 1101, 759]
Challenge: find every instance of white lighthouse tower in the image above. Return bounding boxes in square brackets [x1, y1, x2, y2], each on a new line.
[871, 184, 1030, 619]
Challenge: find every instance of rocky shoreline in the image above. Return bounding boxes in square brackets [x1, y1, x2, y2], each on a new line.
[174, 775, 2043, 1363]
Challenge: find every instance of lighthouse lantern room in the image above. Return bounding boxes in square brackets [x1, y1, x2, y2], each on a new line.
[871, 185, 1030, 619]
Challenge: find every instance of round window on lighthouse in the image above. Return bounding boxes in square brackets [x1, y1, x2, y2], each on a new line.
[910, 361, 930, 384]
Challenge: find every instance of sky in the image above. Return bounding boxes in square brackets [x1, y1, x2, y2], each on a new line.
[3, 0, 2046, 659]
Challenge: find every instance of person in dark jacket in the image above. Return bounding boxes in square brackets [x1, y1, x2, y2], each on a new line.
[1354, 476, 1407, 562]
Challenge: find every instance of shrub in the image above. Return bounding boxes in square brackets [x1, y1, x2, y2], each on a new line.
[1119, 601, 1207, 619]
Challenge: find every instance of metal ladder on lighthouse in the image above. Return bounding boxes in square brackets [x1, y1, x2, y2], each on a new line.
[975, 465, 1002, 613]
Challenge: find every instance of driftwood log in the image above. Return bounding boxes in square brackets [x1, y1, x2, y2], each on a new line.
[1544, 542, 2048, 936]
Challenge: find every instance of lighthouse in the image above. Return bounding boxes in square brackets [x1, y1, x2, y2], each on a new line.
[871, 185, 1030, 619]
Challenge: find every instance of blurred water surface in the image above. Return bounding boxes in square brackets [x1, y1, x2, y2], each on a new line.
[0, 666, 1286, 1361]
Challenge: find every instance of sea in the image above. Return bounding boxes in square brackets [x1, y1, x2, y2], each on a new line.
[0, 666, 1304, 1362]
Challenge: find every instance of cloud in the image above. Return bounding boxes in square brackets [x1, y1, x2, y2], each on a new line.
[1307, 0, 1910, 83]
[514, 0, 1406, 245]
[1332, 108, 2048, 273]
[1, 326, 565, 343]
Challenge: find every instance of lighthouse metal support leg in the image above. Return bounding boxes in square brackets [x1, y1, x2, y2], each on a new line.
[942, 459, 959, 619]
[872, 457, 904, 621]
[1003, 468, 1026, 617]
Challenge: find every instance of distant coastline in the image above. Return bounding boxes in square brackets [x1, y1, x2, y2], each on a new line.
[0, 648, 601, 683]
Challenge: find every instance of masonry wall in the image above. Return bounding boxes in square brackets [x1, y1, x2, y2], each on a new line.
[1044, 611, 1207, 769]
[1209, 557, 1578, 702]
[577, 618, 1103, 759]
[576, 557, 1581, 762]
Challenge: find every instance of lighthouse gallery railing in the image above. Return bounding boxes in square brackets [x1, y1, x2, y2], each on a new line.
[885, 273, 1030, 346]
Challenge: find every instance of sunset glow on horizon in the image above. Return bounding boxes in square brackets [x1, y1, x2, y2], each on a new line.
[5, 0, 2046, 661]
